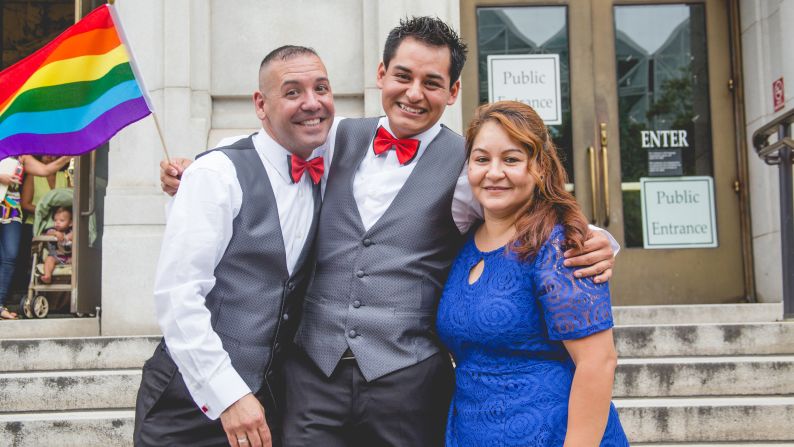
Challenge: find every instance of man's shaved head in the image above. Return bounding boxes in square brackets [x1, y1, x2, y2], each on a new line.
[259, 45, 319, 90]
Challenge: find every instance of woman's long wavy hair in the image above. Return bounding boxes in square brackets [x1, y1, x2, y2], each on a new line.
[465, 101, 589, 260]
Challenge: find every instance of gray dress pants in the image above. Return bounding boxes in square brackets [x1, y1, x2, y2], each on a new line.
[134, 341, 282, 447]
[282, 348, 454, 447]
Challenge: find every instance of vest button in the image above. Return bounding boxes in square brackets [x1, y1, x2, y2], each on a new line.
[282, 313, 290, 321]
[352, 300, 361, 308]
[348, 329, 358, 338]
[274, 342, 281, 353]
[362, 238, 372, 247]
[356, 270, 365, 278]
[287, 281, 295, 291]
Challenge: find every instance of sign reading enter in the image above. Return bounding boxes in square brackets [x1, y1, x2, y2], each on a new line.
[640, 176, 718, 249]
[641, 129, 689, 177]
[487, 54, 562, 125]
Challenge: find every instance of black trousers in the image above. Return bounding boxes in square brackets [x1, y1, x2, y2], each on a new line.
[134, 341, 282, 447]
[282, 348, 454, 447]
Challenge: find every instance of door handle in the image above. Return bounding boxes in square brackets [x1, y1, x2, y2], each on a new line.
[587, 146, 598, 224]
[600, 123, 610, 226]
[80, 152, 96, 217]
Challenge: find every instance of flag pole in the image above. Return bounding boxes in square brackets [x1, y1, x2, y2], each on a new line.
[151, 112, 172, 164]
[106, 0, 172, 164]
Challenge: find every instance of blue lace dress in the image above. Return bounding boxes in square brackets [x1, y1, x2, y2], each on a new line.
[436, 225, 629, 447]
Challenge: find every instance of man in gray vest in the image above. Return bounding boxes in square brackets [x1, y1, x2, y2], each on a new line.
[159, 18, 616, 447]
[281, 18, 616, 447]
[135, 46, 333, 447]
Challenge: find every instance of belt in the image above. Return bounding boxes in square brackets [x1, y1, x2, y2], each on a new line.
[340, 348, 356, 361]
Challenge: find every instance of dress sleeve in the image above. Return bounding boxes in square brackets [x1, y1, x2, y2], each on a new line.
[533, 227, 614, 340]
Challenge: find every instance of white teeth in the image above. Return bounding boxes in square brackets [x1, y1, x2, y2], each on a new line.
[398, 103, 423, 114]
[301, 118, 321, 126]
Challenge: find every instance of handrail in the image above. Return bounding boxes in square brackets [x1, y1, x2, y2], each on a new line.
[752, 107, 794, 320]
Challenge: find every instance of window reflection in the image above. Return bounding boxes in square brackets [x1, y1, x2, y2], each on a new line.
[477, 7, 574, 183]
[614, 4, 713, 247]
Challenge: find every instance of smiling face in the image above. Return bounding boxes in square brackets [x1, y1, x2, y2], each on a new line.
[376, 38, 460, 139]
[468, 121, 539, 221]
[254, 54, 334, 158]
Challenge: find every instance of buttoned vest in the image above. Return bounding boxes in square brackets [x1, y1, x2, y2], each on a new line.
[295, 117, 466, 381]
[178, 136, 321, 410]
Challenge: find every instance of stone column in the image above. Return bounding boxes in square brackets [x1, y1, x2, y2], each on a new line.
[740, 0, 792, 302]
[101, 0, 211, 335]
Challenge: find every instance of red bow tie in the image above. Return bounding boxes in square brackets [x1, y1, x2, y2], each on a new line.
[372, 126, 421, 165]
[287, 155, 324, 184]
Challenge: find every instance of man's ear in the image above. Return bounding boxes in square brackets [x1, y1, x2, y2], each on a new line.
[376, 62, 387, 89]
[253, 90, 266, 120]
[447, 79, 461, 106]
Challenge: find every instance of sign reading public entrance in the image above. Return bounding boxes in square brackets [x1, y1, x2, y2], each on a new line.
[487, 54, 562, 125]
[640, 176, 718, 249]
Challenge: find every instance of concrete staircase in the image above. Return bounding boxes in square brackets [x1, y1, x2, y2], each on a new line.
[0, 303, 792, 446]
[612, 303, 794, 445]
[0, 336, 157, 447]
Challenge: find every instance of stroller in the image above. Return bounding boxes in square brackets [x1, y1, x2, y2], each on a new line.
[19, 187, 74, 319]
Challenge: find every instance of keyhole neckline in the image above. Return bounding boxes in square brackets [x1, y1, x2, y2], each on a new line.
[471, 239, 506, 256]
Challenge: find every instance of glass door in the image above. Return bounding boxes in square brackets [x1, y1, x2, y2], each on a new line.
[461, 0, 745, 304]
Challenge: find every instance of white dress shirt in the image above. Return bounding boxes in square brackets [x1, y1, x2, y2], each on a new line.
[351, 117, 443, 230]
[154, 129, 318, 419]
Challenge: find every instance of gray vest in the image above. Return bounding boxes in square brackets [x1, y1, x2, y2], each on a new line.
[295, 117, 466, 381]
[175, 136, 321, 408]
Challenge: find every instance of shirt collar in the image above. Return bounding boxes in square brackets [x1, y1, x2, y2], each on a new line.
[252, 128, 294, 183]
[377, 117, 442, 150]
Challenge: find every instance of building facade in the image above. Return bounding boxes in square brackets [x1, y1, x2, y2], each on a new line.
[2, 0, 791, 335]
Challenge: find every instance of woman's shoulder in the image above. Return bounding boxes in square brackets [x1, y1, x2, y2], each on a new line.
[548, 223, 566, 240]
[536, 224, 567, 256]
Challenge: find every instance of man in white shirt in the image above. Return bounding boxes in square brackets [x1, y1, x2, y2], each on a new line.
[135, 45, 333, 447]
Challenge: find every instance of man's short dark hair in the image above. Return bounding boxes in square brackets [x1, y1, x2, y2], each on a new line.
[382, 16, 468, 87]
[260, 45, 319, 70]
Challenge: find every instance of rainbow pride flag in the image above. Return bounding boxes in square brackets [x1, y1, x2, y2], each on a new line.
[0, 4, 152, 159]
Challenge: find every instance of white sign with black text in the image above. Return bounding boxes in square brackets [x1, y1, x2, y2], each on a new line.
[487, 54, 562, 125]
[640, 176, 718, 249]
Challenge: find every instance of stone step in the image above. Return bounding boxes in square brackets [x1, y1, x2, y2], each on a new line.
[615, 396, 794, 443]
[0, 410, 133, 447]
[1, 398, 791, 445]
[0, 369, 141, 413]
[614, 355, 794, 397]
[634, 444, 794, 446]
[0, 303, 781, 343]
[613, 303, 783, 326]
[3, 356, 792, 412]
[0, 317, 100, 340]
[614, 322, 794, 357]
[0, 336, 159, 372]
[2, 321, 793, 373]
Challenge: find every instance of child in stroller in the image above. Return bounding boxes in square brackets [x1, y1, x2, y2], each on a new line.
[20, 187, 74, 319]
[40, 206, 72, 284]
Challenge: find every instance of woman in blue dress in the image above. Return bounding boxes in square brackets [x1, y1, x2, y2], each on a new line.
[436, 101, 629, 446]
